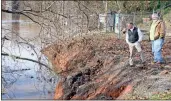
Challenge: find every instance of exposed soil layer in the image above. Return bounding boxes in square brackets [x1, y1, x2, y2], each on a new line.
[42, 34, 171, 100]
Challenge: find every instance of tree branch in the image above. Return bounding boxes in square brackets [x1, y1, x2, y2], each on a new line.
[22, 8, 68, 18]
[2, 9, 41, 26]
[77, 2, 89, 30]
[74, 1, 98, 16]
[2, 53, 53, 71]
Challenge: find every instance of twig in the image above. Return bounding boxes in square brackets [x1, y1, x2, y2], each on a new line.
[2, 9, 41, 26]
[1, 53, 53, 71]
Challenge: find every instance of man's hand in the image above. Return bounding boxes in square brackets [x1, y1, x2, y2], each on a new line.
[148, 37, 151, 42]
[123, 31, 126, 34]
[122, 28, 126, 34]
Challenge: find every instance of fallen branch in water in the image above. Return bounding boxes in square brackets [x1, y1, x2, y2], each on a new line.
[1, 53, 53, 71]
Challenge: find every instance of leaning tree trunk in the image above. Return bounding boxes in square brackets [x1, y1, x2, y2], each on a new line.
[12, 0, 20, 42]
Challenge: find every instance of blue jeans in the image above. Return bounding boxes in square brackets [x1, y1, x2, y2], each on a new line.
[151, 38, 164, 62]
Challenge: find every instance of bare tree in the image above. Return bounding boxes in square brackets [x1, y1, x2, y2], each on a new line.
[2, 1, 104, 99]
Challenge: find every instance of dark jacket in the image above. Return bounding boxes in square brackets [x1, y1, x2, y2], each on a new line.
[128, 27, 139, 43]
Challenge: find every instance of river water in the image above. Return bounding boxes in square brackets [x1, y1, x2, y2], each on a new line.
[2, 12, 58, 99]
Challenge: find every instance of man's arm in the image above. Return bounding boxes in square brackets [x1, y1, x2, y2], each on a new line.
[138, 28, 143, 42]
[159, 21, 166, 38]
[126, 31, 129, 44]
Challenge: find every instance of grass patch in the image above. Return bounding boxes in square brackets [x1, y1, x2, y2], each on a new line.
[149, 91, 171, 100]
[163, 7, 171, 15]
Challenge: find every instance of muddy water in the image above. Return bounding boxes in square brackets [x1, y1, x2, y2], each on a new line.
[2, 12, 58, 99]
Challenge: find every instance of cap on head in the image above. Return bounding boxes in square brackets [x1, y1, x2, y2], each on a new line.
[152, 13, 159, 19]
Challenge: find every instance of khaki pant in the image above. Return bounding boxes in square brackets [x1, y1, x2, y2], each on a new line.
[128, 42, 145, 65]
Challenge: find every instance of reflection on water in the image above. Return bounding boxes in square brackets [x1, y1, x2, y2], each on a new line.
[2, 12, 58, 99]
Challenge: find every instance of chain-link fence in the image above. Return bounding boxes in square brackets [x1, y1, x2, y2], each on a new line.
[98, 12, 135, 38]
[98, 11, 171, 39]
[164, 14, 171, 36]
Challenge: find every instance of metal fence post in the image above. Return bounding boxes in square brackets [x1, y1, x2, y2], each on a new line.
[105, 14, 107, 33]
[118, 13, 120, 39]
[133, 12, 135, 25]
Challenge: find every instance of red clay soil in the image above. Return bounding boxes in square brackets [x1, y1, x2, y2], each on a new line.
[42, 34, 171, 100]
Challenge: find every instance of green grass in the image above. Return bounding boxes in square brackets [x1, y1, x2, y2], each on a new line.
[149, 92, 171, 100]
[123, 91, 171, 100]
[163, 7, 171, 15]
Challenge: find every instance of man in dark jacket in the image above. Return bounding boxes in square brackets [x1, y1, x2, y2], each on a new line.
[125, 23, 145, 66]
